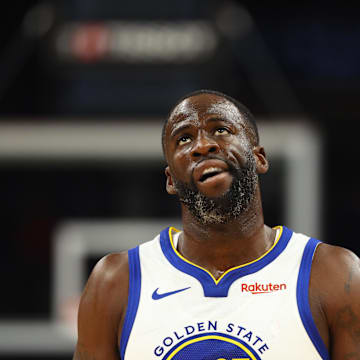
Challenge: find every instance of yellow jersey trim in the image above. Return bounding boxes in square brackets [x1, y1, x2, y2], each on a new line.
[166, 334, 256, 360]
[168, 226, 283, 285]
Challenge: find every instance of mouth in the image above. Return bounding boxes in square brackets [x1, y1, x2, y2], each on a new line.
[199, 167, 225, 182]
[191, 159, 233, 197]
[193, 159, 230, 183]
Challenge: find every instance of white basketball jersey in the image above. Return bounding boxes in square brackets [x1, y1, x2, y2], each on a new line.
[119, 226, 329, 360]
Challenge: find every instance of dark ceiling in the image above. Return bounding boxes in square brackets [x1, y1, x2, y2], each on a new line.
[1, 2, 360, 119]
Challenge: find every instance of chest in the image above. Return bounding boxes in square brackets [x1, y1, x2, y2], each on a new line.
[120, 227, 329, 360]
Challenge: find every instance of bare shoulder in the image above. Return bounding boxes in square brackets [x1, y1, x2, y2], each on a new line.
[311, 242, 360, 357]
[311, 242, 360, 297]
[79, 251, 129, 315]
[74, 251, 129, 360]
[85, 251, 129, 297]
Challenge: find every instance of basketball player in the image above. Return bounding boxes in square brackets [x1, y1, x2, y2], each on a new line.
[73, 90, 360, 359]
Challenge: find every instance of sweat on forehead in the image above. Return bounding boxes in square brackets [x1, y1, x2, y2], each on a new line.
[161, 89, 259, 155]
[170, 94, 240, 122]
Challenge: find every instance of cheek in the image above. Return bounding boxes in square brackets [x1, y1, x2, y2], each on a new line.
[171, 149, 192, 179]
[173, 144, 193, 163]
[227, 139, 252, 166]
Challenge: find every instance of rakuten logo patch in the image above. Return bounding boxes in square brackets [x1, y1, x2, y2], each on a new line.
[241, 282, 287, 294]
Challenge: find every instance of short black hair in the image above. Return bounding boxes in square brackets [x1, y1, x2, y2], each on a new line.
[161, 89, 259, 156]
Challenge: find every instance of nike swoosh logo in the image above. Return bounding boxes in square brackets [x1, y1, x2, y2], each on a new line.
[152, 287, 191, 300]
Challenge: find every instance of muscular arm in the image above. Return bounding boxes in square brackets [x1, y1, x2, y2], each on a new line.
[312, 244, 360, 359]
[73, 252, 129, 360]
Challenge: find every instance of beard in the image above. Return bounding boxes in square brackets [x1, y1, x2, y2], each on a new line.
[174, 154, 258, 225]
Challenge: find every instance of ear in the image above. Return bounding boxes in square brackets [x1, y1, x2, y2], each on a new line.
[253, 146, 269, 174]
[165, 166, 177, 195]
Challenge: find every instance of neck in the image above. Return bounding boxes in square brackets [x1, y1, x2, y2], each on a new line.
[178, 187, 276, 279]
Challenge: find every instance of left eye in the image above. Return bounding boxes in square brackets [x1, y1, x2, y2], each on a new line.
[215, 128, 230, 135]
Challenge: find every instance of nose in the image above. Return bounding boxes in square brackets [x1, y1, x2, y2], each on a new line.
[191, 133, 220, 158]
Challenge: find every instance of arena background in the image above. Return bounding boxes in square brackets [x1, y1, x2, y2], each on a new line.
[0, 1, 359, 359]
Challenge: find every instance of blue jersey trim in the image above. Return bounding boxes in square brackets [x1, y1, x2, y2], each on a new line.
[119, 246, 141, 359]
[160, 226, 293, 297]
[296, 238, 330, 360]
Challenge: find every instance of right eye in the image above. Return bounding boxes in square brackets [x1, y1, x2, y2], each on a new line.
[178, 135, 192, 146]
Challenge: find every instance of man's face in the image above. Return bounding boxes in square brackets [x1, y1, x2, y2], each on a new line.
[164, 93, 261, 224]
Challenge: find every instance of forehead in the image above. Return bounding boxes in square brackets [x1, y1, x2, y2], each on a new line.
[167, 94, 245, 131]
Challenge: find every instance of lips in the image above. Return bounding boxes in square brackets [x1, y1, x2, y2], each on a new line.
[193, 159, 229, 183]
